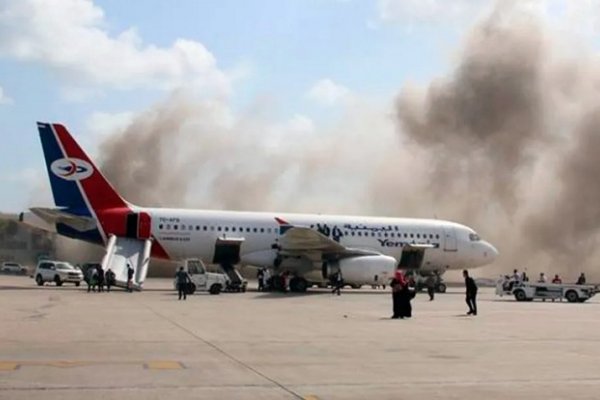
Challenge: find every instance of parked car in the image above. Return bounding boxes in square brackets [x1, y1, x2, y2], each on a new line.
[34, 260, 83, 286]
[1, 262, 27, 275]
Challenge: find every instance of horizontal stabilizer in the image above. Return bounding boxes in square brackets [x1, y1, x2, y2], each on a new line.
[29, 207, 97, 232]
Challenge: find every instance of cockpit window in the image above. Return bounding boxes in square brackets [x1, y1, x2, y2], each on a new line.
[469, 233, 481, 241]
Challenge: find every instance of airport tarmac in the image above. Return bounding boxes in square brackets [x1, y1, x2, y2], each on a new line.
[1, 275, 600, 400]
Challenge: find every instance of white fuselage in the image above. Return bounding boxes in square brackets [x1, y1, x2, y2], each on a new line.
[144, 208, 497, 280]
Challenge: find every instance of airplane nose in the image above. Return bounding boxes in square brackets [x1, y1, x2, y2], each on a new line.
[482, 241, 499, 262]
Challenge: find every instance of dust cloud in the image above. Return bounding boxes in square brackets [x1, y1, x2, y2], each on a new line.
[93, 3, 600, 280]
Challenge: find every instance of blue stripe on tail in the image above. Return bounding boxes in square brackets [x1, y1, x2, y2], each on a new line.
[38, 122, 91, 217]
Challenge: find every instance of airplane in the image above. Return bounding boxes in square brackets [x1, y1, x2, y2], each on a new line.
[20, 122, 498, 292]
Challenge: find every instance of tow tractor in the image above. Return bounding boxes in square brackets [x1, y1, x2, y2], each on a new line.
[174, 259, 228, 295]
[496, 279, 598, 303]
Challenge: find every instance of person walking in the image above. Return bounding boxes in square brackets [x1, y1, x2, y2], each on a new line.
[390, 270, 406, 319]
[464, 270, 478, 316]
[126, 263, 134, 292]
[257, 268, 264, 292]
[425, 274, 436, 301]
[105, 268, 115, 292]
[263, 268, 271, 291]
[96, 265, 105, 293]
[87, 266, 97, 293]
[399, 277, 415, 318]
[331, 270, 343, 296]
[175, 266, 192, 300]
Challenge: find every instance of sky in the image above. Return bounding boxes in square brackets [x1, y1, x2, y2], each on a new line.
[0, 0, 598, 214]
[0, 0, 481, 213]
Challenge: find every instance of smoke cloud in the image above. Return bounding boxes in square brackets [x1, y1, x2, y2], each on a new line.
[94, 2, 600, 280]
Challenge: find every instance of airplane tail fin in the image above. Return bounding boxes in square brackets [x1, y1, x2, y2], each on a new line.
[37, 122, 128, 216]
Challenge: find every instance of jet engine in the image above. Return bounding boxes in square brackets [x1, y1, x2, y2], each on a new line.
[330, 255, 397, 284]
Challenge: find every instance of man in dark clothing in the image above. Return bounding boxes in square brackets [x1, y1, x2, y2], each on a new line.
[257, 268, 264, 291]
[331, 270, 343, 296]
[464, 270, 478, 316]
[105, 268, 115, 292]
[126, 263, 134, 292]
[577, 273, 586, 285]
[399, 283, 413, 318]
[175, 267, 192, 300]
[425, 274, 436, 301]
[96, 265, 105, 293]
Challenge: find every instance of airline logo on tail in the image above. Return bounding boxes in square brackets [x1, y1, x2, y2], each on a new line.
[50, 158, 93, 181]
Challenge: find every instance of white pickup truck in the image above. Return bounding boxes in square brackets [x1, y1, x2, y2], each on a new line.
[496, 279, 597, 303]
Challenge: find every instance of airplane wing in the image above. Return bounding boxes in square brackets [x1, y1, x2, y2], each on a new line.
[29, 207, 97, 232]
[279, 226, 381, 260]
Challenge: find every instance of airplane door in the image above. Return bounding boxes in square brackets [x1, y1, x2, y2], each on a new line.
[125, 213, 138, 239]
[443, 226, 458, 252]
[398, 248, 425, 269]
[125, 212, 152, 240]
[212, 238, 244, 266]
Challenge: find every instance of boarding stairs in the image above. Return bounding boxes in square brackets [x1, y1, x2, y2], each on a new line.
[101, 234, 152, 290]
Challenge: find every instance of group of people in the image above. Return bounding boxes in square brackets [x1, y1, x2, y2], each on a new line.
[503, 268, 587, 288]
[87, 265, 115, 293]
[86, 263, 135, 293]
[390, 269, 478, 318]
[256, 268, 272, 291]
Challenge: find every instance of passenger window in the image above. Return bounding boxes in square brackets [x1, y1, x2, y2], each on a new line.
[260, 228, 264, 233]
[384, 233, 388, 238]
[203, 226, 207, 231]
[358, 232, 362, 236]
[232, 227, 236, 232]
[253, 228, 257, 233]
[267, 228, 272, 233]
[225, 227, 229, 232]
[417, 234, 420, 238]
[174, 225, 178, 230]
[435, 234, 440, 239]
[159, 224, 163, 229]
[351, 232, 355, 236]
[217, 227, 222, 231]
[410, 233, 414, 238]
